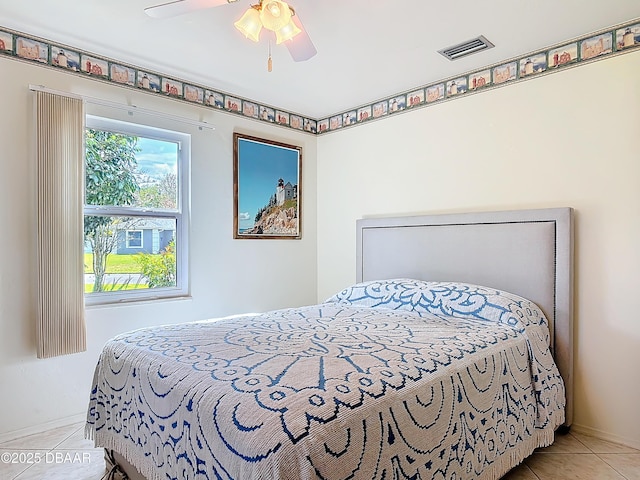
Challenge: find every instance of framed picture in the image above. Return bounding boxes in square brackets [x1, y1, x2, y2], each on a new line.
[233, 133, 302, 239]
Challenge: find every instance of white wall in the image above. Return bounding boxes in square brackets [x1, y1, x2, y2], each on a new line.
[317, 51, 640, 448]
[2, 46, 639, 451]
[0, 56, 317, 437]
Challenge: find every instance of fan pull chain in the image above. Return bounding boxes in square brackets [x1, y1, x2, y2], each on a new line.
[268, 41, 273, 72]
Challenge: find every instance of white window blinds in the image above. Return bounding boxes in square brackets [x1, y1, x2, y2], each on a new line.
[35, 90, 86, 358]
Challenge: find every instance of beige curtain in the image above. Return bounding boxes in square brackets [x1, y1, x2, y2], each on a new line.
[35, 91, 86, 358]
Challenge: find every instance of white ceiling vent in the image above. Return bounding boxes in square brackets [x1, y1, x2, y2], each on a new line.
[438, 35, 495, 60]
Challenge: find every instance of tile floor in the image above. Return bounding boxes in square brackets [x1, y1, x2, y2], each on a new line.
[0, 423, 638, 479]
[0, 422, 104, 480]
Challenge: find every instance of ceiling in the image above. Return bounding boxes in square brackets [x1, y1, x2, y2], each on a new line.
[1, 1, 639, 119]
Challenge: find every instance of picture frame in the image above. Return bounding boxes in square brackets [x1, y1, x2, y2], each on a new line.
[233, 133, 302, 239]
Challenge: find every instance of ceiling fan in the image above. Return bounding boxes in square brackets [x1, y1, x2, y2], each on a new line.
[144, 0, 317, 64]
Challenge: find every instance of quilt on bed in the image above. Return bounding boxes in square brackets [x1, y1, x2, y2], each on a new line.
[86, 280, 565, 480]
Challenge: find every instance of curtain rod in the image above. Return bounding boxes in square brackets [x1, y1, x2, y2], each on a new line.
[28, 84, 215, 131]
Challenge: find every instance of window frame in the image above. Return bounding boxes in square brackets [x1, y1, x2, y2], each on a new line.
[125, 229, 144, 249]
[84, 115, 190, 306]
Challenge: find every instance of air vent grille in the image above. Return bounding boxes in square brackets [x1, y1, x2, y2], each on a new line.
[438, 35, 495, 60]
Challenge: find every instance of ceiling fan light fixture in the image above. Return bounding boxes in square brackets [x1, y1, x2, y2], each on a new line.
[259, 0, 292, 31]
[234, 7, 262, 42]
[275, 18, 301, 44]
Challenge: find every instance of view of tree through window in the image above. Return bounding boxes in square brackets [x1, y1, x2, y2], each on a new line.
[84, 126, 180, 296]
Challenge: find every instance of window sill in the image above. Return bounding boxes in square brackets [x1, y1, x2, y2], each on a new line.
[85, 294, 192, 310]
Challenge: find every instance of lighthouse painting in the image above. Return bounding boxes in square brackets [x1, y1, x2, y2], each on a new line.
[234, 133, 301, 239]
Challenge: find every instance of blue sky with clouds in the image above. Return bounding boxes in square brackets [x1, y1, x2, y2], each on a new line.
[237, 138, 299, 231]
[136, 137, 178, 179]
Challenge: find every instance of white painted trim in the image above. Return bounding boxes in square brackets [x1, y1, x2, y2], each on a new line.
[571, 423, 640, 451]
[0, 413, 86, 445]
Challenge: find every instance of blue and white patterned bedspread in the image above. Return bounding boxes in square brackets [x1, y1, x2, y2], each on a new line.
[87, 280, 565, 480]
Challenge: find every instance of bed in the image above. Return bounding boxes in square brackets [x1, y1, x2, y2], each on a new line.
[86, 207, 573, 480]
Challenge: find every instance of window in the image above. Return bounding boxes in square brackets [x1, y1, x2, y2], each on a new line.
[126, 230, 143, 249]
[84, 115, 189, 305]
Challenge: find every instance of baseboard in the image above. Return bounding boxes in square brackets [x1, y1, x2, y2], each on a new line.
[0, 413, 86, 445]
[571, 423, 640, 451]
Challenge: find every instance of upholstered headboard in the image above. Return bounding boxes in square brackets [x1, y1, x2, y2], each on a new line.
[356, 207, 574, 426]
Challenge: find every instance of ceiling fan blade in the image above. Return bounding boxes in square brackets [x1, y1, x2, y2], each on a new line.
[144, 0, 233, 19]
[285, 15, 317, 62]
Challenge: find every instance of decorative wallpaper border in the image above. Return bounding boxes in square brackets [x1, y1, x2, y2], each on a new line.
[317, 19, 640, 134]
[0, 27, 318, 134]
[0, 18, 638, 136]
